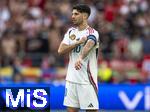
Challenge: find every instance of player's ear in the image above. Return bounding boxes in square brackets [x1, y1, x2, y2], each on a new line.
[83, 13, 88, 19]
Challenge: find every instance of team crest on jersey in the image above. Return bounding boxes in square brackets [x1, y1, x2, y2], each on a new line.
[69, 34, 76, 40]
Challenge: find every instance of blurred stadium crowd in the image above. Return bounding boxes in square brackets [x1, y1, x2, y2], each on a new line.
[0, 0, 150, 84]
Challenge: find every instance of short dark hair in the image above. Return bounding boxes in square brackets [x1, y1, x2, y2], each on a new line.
[73, 4, 91, 17]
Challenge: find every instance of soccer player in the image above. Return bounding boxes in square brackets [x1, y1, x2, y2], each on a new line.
[58, 4, 99, 112]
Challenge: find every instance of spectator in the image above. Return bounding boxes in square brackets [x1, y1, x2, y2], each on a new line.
[0, 30, 18, 66]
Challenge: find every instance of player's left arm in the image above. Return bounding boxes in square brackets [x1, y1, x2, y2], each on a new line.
[75, 35, 96, 70]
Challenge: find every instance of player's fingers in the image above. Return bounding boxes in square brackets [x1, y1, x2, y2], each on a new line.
[75, 62, 78, 67]
[77, 63, 82, 70]
[75, 65, 79, 70]
[82, 36, 87, 41]
[75, 62, 79, 70]
[75, 63, 81, 70]
[75, 60, 83, 70]
[75, 64, 80, 70]
[79, 61, 82, 68]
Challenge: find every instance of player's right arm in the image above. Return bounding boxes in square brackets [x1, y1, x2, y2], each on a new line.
[58, 37, 87, 55]
[58, 28, 87, 55]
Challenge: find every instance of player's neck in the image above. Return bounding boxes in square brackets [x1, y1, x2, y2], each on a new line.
[77, 22, 89, 31]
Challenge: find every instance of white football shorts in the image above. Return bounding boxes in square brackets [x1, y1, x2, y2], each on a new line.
[63, 81, 99, 110]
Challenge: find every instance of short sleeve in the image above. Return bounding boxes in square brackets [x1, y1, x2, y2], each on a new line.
[87, 30, 99, 45]
[62, 32, 70, 45]
[62, 28, 75, 45]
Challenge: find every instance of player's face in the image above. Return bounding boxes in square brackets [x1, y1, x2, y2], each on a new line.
[72, 9, 83, 25]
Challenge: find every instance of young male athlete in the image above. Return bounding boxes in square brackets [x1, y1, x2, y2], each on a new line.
[58, 4, 99, 112]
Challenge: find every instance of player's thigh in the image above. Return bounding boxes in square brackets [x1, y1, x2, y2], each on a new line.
[63, 81, 80, 108]
[77, 84, 99, 110]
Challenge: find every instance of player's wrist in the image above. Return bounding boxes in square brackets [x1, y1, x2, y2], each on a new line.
[79, 55, 83, 61]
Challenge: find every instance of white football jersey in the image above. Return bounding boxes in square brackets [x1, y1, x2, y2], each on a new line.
[62, 26, 99, 89]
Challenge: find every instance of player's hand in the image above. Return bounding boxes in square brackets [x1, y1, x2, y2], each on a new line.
[79, 36, 87, 44]
[75, 57, 83, 70]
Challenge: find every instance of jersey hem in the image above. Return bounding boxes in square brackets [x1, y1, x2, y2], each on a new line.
[66, 79, 93, 85]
